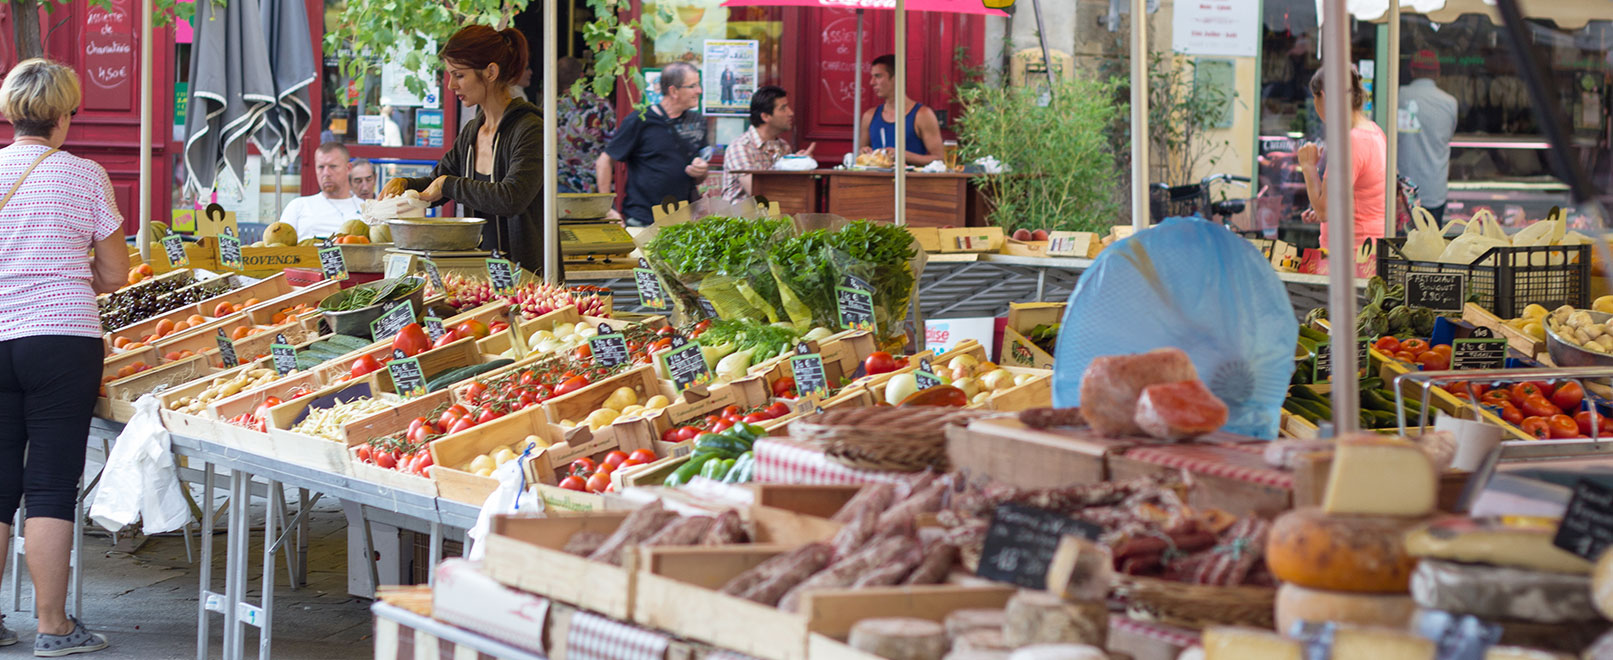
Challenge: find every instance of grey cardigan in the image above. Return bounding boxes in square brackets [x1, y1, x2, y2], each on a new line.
[403, 98, 549, 273]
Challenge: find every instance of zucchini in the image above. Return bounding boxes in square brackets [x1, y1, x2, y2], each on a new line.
[1289, 386, 1328, 404]
[295, 354, 326, 371]
[664, 455, 715, 487]
[1298, 325, 1329, 343]
[325, 334, 371, 351]
[426, 359, 515, 392]
[1361, 389, 1399, 413]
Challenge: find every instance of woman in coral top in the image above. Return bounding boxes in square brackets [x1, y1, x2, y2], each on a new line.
[1297, 63, 1387, 250]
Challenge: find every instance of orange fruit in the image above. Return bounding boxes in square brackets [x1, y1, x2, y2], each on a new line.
[144, 334, 160, 344]
[215, 302, 234, 317]
[243, 298, 260, 307]
[179, 350, 194, 358]
[116, 365, 135, 378]
[271, 312, 287, 324]
[188, 314, 206, 325]
[231, 326, 252, 340]
[113, 336, 131, 348]
[164, 351, 182, 361]
[155, 319, 175, 335]
[125, 342, 145, 349]
[137, 263, 154, 277]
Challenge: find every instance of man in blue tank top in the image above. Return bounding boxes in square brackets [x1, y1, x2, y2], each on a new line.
[859, 54, 945, 167]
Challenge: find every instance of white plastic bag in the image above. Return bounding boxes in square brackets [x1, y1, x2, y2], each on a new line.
[465, 450, 542, 561]
[89, 394, 192, 535]
[1401, 207, 1448, 261]
[1438, 209, 1508, 265]
[359, 192, 428, 225]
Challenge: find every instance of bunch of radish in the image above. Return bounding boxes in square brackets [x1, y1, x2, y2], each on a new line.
[435, 273, 609, 318]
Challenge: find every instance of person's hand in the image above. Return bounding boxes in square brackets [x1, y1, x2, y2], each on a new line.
[859, 146, 873, 155]
[1296, 142, 1320, 171]
[796, 142, 817, 157]
[380, 178, 408, 199]
[1302, 208, 1319, 224]
[685, 157, 709, 179]
[605, 207, 622, 221]
[420, 175, 448, 203]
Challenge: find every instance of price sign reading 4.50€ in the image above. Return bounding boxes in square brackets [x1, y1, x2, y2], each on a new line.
[215, 328, 239, 368]
[270, 333, 297, 376]
[634, 258, 669, 310]
[161, 234, 188, 267]
[370, 300, 416, 342]
[318, 246, 349, 281]
[976, 503, 1102, 589]
[387, 357, 427, 398]
[589, 322, 631, 368]
[487, 258, 516, 294]
[660, 334, 712, 391]
[216, 233, 243, 271]
[836, 274, 876, 332]
[790, 343, 828, 399]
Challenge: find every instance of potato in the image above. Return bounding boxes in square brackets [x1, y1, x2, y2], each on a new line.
[644, 395, 671, 409]
[1569, 311, 1594, 329]
[603, 386, 638, 412]
[1589, 323, 1608, 339]
[1575, 328, 1594, 345]
[585, 408, 620, 430]
[469, 454, 495, 473]
[492, 448, 517, 466]
[1523, 303, 1550, 319]
[1522, 322, 1546, 341]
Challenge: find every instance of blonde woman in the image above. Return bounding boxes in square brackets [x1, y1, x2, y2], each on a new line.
[0, 58, 125, 657]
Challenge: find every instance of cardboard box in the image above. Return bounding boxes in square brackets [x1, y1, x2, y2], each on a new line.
[999, 301, 1063, 369]
[431, 559, 548, 656]
[999, 238, 1048, 258]
[1045, 231, 1102, 258]
[938, 227, 1005, 253]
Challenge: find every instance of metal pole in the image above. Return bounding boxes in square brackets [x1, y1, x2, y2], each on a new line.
[137, 0, 153, 261]
[1030, 0, 1056, 99]
[894, 0, 906, 226]
[1129, 0, 1148, 229]
[1383, 2, 1401, 238]
[853, 9, 864, 156]
[1323, 0, 1359, 433]
[543, 0, 560, 283]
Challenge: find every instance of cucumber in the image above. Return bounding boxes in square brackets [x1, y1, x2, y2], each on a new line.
[1289, 386, 1328, 404]
[1361, 389, 1399, 413]
[1292, 399, 1332, 421]
[325, 334, 371, 351]
[295, 354, 326, 371]
[693, 433, 749, 458]
[425, 359, 515, 392]
[664, 455, 715, 487]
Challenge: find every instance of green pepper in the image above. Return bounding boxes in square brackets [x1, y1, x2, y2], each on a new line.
[700, 456, 726, 480]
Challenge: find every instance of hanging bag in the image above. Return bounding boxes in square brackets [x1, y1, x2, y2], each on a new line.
[1401, 206, 1448, 262]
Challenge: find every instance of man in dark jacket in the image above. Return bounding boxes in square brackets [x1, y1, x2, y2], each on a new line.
[596, 61, 709, 227]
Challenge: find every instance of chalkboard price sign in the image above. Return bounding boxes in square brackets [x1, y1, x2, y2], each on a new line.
[1554, 479, 1613, 560]
[836, 275, 876, 332]
[914, 358, 943, 391]
[589, 322, 631, 367]
[976, 503, 1103, 589]
[790, 343, 828, 398]
[660, 334, 712, 391]
[215, 328, 239, 368]
[486, 258, 516, 294]
[216, 233, 243, 271]
[423, 316, 446, 341]
[161, 234, 188, 267]
[695, 297, 718, 320]
[270, 334, 297, 376]
[421, 258, 444, 292]
[369, 300, 416, 342]
[1313, 338, 1371, 383]
[1405, 272, 1467, 313]
[387, 357, 427, 399]
[1452, 327, 1507, 371]
[318, 246, 349, 281]
[634, 259, 670, 310]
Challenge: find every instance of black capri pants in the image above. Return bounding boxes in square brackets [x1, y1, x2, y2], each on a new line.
[0, 335, 103, 524]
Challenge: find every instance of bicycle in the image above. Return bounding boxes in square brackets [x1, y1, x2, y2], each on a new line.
[1150, 174, 1254, 234]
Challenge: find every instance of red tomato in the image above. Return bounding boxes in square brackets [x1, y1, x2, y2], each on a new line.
[478, 408, 502, 424]
[463, 381, 488, 403]
[447, 417, 475, 434]
[721, 405, 742, 417]
[439, 410, 462, 430]
[704, 414, 722, 427]
[392, 323, 431, 357]
[660, 426, 682, 443]
[553, 376, 591, 397]
[596, 460, 616, 475]
[585, 472, 611, 493]
[655, 325, 676, 337]
[602, 450, 630, 470]
[350, 354, 384, 377]
[649, 337, 673, 353]
[1399, 338, 1430, 354]
[570, 457, 598, 477]
[1415, 351, 1448, 371]
[573, 344, 592, 361]
[517, 391, 538, 408]
[1482, 389, 1514, 406]
[1496, 402, 1524, 426]
[433, 332, 459, 349]
[710, 420, 733, 433]
[693, 319, 712, 334]
[1520, 395, 1562, 419]
[1576, 410, 1605, 437]
[1372, 336, 1401, 354]
[772, 377, 796, 398]
[863, 351, 898, 375]
[1520, 416, 1552, 439]
[741, 413, 770, 424]
[1521, 380, 1556, 398]
[628, 449, 657, 464]
[376, 452, 397, 469]
[489, 321, 510, 333]
[1552, 381, 1585, 412]
[518, 370, 538, 386]
[557, 475, 588, 491]
[1548, 414, 1580, 439]
[455, 319, 490, 340]
[1511, 383, 1548, 406]
[1394, 350, 1419, 363]
[356, 445, 373, 463]
[253, 396, 282, 421]
[765, 402, 792, 419]
[675, 426, 701, 442]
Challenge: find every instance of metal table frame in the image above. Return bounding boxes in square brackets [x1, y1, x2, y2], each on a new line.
[86, 418, 478, 660]
[371, 601, 547, 660]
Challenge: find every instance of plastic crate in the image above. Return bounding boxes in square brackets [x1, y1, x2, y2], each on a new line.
[1375, 238, 1589, 318]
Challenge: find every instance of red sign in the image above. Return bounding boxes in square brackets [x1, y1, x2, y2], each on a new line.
[82, 0, 135, 109]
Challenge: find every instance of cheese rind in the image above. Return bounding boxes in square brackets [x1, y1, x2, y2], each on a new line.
[1410, 559, 1598, 623]
[1404, 516, 1593, 575]
[944, 609, 1006, 641]
[1202, 626, 1301, 660]
[1321, 437, 1437, 517]
[1265, 508, 1422, 593]
[1003, 591, 1107, 648]
[1328, 626, 1435, 660]
[1275, 583, 1416, 633]
[848, 618, 947, 660]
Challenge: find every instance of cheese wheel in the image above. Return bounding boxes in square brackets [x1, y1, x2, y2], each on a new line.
[1275, 583, 1415, 633]
[1202, 626, 1302, 660]
[1265, 508, 1422, 593]
[1404, 516, 1593, 575]
[1003, 591, 1108, 648]
[848, 618, 947, 660]
[1595, 546, 1613, 620]
[1329, 625, 1435, 660]
[1482, 647, 1573, 660]
[944, 652, 1009, 660]
[1007, 645, 1109, 660]
[953, 628, 1008, 652]
[1411, 559, 1598, 623]
[1045, 535, 1113, 602]
[1322, 436, 1436, 517]
[945, 609, 1007, 641]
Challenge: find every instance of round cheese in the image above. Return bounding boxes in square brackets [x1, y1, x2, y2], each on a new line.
[1266, 508, 1422, 593]
[953, 628, 1008, 652]
[849, 618, 947, 660]
[1275, 583, 1415, 633]
[1202, 626, 1301, 660]
[1595, 546, 1613, 620]
[1003, 591, 1108, 648]
[1007, 644, 1109, 660]
[945, 609, 1007, 640]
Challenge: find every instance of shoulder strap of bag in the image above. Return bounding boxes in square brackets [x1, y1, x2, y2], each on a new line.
[0, 147, 60, 214]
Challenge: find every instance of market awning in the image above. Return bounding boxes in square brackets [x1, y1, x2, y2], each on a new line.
[1348, 0, 1613, 29]
[182, 0, 275, 196]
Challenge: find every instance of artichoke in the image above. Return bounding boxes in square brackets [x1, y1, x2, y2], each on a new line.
[1412, 307, 1438, 336]
[1304, 307, 1329, 326]
[1386, 305, 1414, 333]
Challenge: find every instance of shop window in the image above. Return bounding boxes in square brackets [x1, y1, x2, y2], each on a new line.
[320, 0, 447, 149]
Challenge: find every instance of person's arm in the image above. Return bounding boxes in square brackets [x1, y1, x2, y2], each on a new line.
[439, 117, 545, 217]
[859, 108, 875, 154]
[904, 107, 944, 166]
[91, 232, 130, 294]
[1297, 142, 1326, 223]
[386, 129, 469, 199]
[596, 153, 615, 194]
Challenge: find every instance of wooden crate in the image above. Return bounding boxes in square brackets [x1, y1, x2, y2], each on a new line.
[632, 545, 1015, 660]
[748, 484, 862, 520]
[476, 305, 579, 357]
[429, 404, 561, 506]
[155, 357, 272, 414]
[945, 417, 1134, 488]
[225, 319, 316, 365]
[643, 378, 771, 441]
[105, 353, 214, 402]
[102, 345, 159, 382]
[150, 313, 254, 365]
[541, 364, 663, 427]
[207, 370, 324, 420]
[202, 272, 294, 310]
[313, 341, 392, 384]
[373, 336, 482, 395]
[265, 381, 446, 475]
[525, 422, 655, 487]
[443, 300, 514, 328]
[1106, 441, 1300, 518]
[105, 305, 209, 348]
[349, 445, 439, 496]
[245, 279, 342, 325]
[482, 512, 638, 620]
[817, 330, 879, 386]
[1463, 302, 1546, 360]
[981, 366, 1052, 411]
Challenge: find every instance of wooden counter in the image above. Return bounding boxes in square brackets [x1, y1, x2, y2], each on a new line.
[739, 169, 992, 227]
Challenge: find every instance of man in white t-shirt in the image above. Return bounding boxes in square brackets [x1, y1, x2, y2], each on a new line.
[278, 142, 363, 239]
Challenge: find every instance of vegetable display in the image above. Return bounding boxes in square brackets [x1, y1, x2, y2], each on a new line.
[644, 216, 793, 323]
[770, 220, 919, 349]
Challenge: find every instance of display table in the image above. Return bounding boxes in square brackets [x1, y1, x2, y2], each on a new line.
[740, 169, 991, 227]
[373, 601, 548, 660]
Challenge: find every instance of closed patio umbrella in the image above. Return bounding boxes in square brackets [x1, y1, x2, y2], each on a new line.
[183, 0, 276, 196]
[252, 0, 317, 220]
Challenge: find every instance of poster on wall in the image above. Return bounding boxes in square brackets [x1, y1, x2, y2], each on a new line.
[1171, 1, 1258, 58]
[643, 69, 665, 108]
[702, 40, 758, 117]
[647, 0, 729, 67]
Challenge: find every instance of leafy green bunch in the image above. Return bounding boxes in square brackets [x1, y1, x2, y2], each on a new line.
[768, 220, 917, 344]
[645, 216, 793, 322]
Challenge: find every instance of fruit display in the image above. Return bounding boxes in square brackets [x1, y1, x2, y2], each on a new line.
[554, 386, 674, 431]
[557, 448, 659, 493]
[268, 302, 318, 325]
[883, 354, 1038, 406]
[1283, 377, 1425, 430]
[254, 222, 300, 248]
[353, 403, 537, 477]
[1441, 379, 1600, 439]
[99, 270, 217, 329]
[656, 402, 792, 443]
[428, 272, 609, 318]
[1009, 227, 1051, 242]
[100, 362, 153, 395]
[167, 368, 287, 415]
[1502, 303, 1552, 342]
[1371, 335, 1451, 372]
[127, 263, 155, 286]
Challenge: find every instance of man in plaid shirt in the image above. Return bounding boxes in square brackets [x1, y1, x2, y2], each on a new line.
[722, 85, 814, 202]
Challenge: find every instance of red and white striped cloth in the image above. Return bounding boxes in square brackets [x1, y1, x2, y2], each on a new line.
[565, 610, 671, 660]
[753, 436, 917, 486]
[0, 144, 123, 341]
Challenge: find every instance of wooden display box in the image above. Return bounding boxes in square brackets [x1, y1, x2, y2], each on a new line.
[946, 417, 1132, 488]
[429, 403, 562, 506]
[265, 381, 446, 476]
[149, 312, 253, 364]
[979, 366, 1052, 412]
[105, 304, 209, 347]
[148, 242, 217, 274]
[349, 445, 439, 496]
[643, 378, 772, 443]
[999, 302, 1063, 369]
[474, 305, 583, 357]
[633, 544, 1015, 660]
[541, 364, 662, 427]
[196, 237, 321, 278]
[1045, 231, 1104, 258]
[207, 370, 324, 420]
[105, 353, 213, 402]
[482, 511, 639, 620]
[202, 272, 295, 310]
[748, 484, 862, 520]
[817, 330, 879, 386]
[96, 346, 161, 420]
[313, 342, 393, 384]
[999, 238, 1049, 258]
[1106, 440, 1305, 518]
[245, 279, 342, 326]
[373, 336, 482, 395]
[444, 300, 513, 330]
[1462, 301, 1547, 361]
[526, 423, 655, 486]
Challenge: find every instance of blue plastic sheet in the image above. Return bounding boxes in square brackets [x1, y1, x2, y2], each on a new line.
[1051, 217, 1298, 439]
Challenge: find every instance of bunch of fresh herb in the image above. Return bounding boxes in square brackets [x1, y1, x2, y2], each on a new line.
[644, 216, 793, 322]
[826, 221, 917, 344]
[693, 319, 800, 362]
[769, 229, 839, 329]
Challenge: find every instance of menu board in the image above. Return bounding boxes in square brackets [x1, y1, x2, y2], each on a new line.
[836, 274, 875, 332]
[1452, 327, 1507, 370]
[369, 300, 416, 342]
[660, 334, 712, 391]
[161, 234, 188, 267]
[270, 333, 297, 375]
[487, 258, 516, 294]
[589, 322, 631, 367]
[216, 233, 243, 271]
[387, 357, 427, 398]
[318, 246, 349, 281]
[976, 503, 1103, 589]
[215, 328, 238, 368]
[634, 258, 669, 310]
[790, 343, 828, 399]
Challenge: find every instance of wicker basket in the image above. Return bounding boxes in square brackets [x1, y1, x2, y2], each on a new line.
[790, 406, 1000, 472]
[1113, 575, 1276, 630]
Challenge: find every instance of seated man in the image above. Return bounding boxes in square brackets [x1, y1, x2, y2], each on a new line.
[349, 157, 378, 200]
[278, 142, 362, 239]
[722, 85, 814, 202]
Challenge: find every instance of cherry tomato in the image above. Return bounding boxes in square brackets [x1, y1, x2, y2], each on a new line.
[439, 410, 462, 430]
[1372, 336, 1401, 354]
[355, 445, 373, 463]
[628, 449, 657, 464]
[650, 337, 673, 352]
[692, 319, 712, 334]
[464, 381, 488, 403]
[705, 414, 722, 427]
[721, 405, 742, 417]
[772, 377, 796, 398]
[489, 321, 510, 333]
[585, 472, 611, 493]
[570, 457, 598, 477]
[863, 351, 898, 376]
[602, 450, 629, 470]
[1552, 381, 1585, 412]
[477, 407, 502, 424]
[1576, 410, 1605, 437]
[1520, 416, 1552, 439]
[447, 417, 475, 434]
[376, 452, 397, 469]
[558, 475, 588, 491]
[661, 426, 683, 443]
[518, 391, 538, 408]
[710, 420, 733, 433]
[765, 402, 792, 419]
[518, 370, 538, 386]
[1548, 413, 1580, 439]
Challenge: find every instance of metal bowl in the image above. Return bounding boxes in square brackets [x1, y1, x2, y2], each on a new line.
[319, 277, 426, 338]
[1545, 309, 1613, 367]
[387, 217, 486, 251]
[558, 193, 616, 220]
